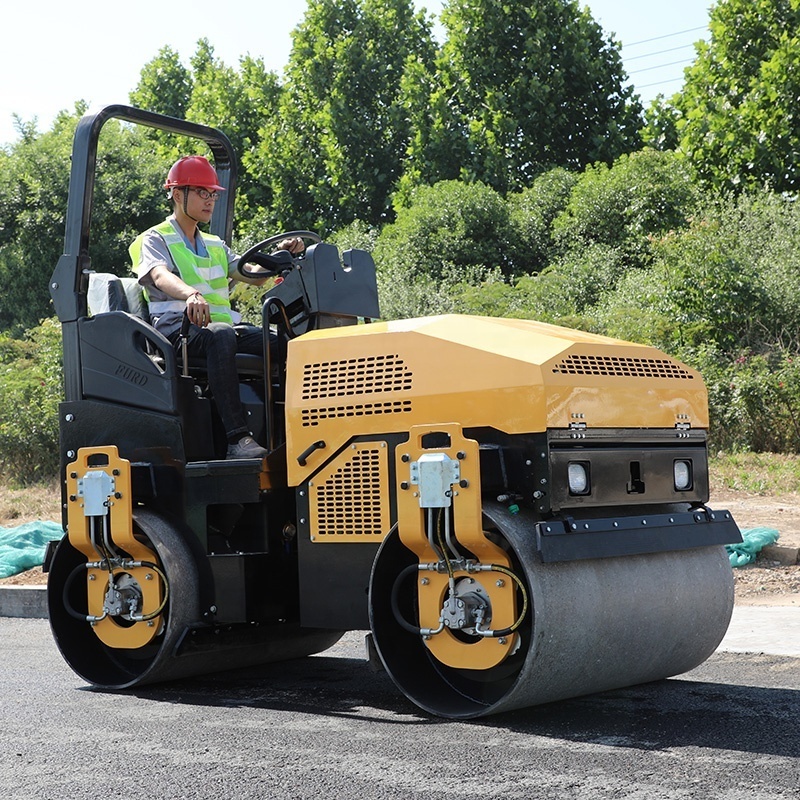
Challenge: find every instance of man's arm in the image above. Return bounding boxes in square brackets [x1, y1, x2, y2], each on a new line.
[149, 264, 210, 327]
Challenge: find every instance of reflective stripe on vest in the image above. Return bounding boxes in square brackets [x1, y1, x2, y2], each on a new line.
[129, 219, 234, 324]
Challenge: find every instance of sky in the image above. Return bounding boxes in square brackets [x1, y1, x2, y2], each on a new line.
[2, 0, 712, 148]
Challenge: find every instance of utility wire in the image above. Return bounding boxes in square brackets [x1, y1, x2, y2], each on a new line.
[626, 43, 695, 62]
[635, 77, 685, 90]
[622, 25, 708, 49]
[616, 24, 708, 95]
[629, 58, 695, 76]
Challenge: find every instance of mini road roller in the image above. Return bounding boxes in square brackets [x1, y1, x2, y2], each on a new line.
[46, 105, 741, 719]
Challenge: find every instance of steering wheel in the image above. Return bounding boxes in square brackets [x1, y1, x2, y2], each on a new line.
[236, 230, 322, 279]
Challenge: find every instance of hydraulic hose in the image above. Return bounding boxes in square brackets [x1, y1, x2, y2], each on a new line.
[62, 563, 93, 622]
[390, 563, 425, 635]
[474, 564, 529, 638]
[60, 560, 169, 624]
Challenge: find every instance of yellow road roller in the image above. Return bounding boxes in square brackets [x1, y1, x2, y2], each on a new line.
[46, 106, 741, 719]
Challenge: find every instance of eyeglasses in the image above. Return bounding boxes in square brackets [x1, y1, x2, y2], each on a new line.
[189, 187, 220, 201]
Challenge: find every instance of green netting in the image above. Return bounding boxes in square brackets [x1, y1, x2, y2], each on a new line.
[0, 522, 64, 578]
[726, 527, 780, 568]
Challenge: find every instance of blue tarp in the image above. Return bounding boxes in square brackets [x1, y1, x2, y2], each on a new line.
[726, 527, 780, 568]
[0, 521, 64, 578]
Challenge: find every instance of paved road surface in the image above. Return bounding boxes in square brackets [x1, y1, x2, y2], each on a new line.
[0, 619, 798, 800]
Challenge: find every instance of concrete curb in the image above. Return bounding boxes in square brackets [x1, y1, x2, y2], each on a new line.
[759, 544, 800, 566]
[0, 585, 48, 619]
[720, 605, 800, 657]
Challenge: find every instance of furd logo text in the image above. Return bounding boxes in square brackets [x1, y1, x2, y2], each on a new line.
[115, 363, 148, 386]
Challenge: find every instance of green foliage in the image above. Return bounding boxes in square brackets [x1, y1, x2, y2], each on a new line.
[0, 112, 77, 332]
[186, 44, 283, 234]
[450, 242, 628, 330]
[0, 319, 62, 484]
[373, 180, 513, 318]
[401, 0, 643, 195]
[553, 148, 699, 264]
[691, 347, 800, 454]
[677, 0, 800, 193]
[506, 167, 579, 275]
[129, 46, 193, 120]
[597, 212, 768, 353]
[91, 126, 170, 275]
[328, 219, 380, 254]
[253, 0, 435, 233]
[641, 95, 680, 151]
[0, 111, 167, 332]
[602, 192, 800, 355]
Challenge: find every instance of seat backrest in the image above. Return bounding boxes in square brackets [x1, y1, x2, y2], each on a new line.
[87, 273, 149, 321]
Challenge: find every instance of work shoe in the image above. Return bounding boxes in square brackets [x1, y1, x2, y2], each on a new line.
[226, 436, 268, 459]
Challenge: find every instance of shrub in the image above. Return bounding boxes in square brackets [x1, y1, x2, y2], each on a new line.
[506, 167, 579, 275]
[374, 180, 514, 319]
[689, 346, 800, 454]
[552, 148, 699, 265]
[0, 319, 62, 485]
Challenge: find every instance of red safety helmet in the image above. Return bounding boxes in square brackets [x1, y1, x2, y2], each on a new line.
[164, 155, 225, 191]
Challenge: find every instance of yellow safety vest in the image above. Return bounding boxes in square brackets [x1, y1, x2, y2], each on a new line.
[129, 219, 234, 324]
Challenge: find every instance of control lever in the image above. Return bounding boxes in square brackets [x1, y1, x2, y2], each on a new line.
[180, 311, 191, 378]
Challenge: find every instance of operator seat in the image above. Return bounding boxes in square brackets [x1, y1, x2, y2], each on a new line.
[86, 273, 264, 377]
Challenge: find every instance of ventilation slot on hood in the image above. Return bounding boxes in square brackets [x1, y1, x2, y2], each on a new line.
[302, 400, 412, 427]
[552, 354, 694, 379]
[303, 354, 413, 400]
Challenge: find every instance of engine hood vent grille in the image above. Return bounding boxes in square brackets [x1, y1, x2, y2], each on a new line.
[552, 354, 694, 380]
[302, 354, 413, 400]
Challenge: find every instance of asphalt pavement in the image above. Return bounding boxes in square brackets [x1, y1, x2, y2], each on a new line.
[2, 582, 798, 799]
[1, 619, 798, 800]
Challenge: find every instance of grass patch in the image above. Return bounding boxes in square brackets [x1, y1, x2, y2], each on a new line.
[0, 478, 61, 527]
[710, 452, 800, 495]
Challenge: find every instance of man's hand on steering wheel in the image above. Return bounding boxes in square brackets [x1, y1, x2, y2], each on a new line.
[275, 237, 306, 256]
[236, 230, 322, 280]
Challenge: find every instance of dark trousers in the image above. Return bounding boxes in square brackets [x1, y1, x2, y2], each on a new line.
[167, 322, 265, 441]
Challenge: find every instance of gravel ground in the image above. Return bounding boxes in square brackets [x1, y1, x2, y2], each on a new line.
[711, 490, 800, 606]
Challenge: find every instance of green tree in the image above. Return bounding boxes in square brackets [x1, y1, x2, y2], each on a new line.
[185, 41, 283, 233]
[253, 0, 436, 233]
[0, 112, 166, 332]
[373, 180, 513, 318]
[129, 46, 193, 120]
[677, 0, 800, 193]
[401, 0, 643, 196]
[552, 148, 700, 266]
[0, 110, 78, 332]
[641, 95, 680, 151]
[0, 318, 62, 483]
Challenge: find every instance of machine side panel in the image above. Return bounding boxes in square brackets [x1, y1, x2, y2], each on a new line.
[284, 316, 707, 487]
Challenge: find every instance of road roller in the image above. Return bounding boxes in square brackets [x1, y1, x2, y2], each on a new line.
[46, 105, 741, 719]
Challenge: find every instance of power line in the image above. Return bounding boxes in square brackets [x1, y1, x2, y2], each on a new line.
[626, 43, 695, 62]
[635, 76, 685, 90]
[616, 24, 709, 96]
[629, 58, 694, 76]
[622, 26, 707, 49]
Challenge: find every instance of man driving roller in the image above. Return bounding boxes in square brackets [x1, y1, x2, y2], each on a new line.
[130, 155, 303, 459]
